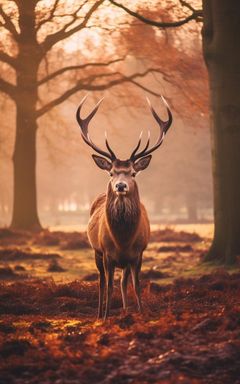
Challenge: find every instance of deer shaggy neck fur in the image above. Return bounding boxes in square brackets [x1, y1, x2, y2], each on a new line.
[106, 182, 141, 245]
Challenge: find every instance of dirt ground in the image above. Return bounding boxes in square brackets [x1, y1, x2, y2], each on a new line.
[0, 227, 240, 384]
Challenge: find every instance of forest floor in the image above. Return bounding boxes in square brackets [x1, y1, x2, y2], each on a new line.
[0, 226, 240, 384]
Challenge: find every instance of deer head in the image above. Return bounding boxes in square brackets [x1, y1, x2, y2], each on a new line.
[76, 95, 172, 197]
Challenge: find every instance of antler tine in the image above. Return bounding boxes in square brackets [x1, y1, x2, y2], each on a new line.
[130, 96, 172, 162]
[130, 131, 143, 159]
[142, 130, 151, 152]
[147, 96, 173, 133]
[130, 130, 150, 160]
[76, 95, 116, 160]
[105, 131, 116, 160]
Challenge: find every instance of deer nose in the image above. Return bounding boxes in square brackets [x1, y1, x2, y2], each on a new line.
[115, 182, 127, 192]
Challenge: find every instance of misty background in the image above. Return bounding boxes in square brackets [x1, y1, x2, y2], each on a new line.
[0, 0, 211, 228]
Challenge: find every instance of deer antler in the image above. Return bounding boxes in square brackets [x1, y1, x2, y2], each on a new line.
[130, 96, 172, 162]
[76, 95, 116, 161]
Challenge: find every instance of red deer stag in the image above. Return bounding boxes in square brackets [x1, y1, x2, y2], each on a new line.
[76, 95, 172, 320]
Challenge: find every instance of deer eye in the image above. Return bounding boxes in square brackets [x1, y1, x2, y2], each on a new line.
[109, 172, 113, 177]
[132, 172, 136, 177]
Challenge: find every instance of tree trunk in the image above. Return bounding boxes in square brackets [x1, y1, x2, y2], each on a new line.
[11, 105, 41, 230]
[202, 0, 240, 264]
[10, 1, 42, 231]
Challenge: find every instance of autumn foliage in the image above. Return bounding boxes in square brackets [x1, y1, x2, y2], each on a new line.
[0, 271, 240, 383]
[0, 228, 240, 383]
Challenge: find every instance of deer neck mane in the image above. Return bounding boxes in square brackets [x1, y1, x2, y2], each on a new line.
[105, 182, 141, 246]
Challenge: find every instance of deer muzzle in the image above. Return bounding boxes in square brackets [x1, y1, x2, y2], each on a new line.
[115, 182, 128, 195]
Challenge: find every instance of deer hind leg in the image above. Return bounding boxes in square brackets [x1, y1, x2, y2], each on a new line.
[95, 251, 105, 319]
[121, 266, 130, 313]
[103, 256, 115, 320]
[130, 257, 143, 313]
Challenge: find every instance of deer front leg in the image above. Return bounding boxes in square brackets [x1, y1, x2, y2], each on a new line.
[121, 266, 130, 313]
[130, 257, 143, 313]
[95, 251, 105, 319]
[103, 256, 115, 320]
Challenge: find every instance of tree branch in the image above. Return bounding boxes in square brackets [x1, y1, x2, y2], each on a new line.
[36, 68, 165, 117]
[0, 50, 17, 69]
[36, 0, 60, 31]
[0, 77, 16, 98]
[41, 0, 104, 53]
[109, 0, 203, 28]
[129, 80, 163, 97]
[179, 0, 199, 13]
[38, 57, 127, 85]
[0, 6, 19, 40]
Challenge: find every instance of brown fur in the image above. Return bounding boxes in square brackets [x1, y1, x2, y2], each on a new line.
[88, 179, 150, 319]
[77, 96, 172, 319]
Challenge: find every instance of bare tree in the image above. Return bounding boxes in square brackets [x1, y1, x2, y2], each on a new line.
[0, 0, 164, 230]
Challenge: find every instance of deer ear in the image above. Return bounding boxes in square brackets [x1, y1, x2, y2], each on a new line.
[133, 155, 152, 172]
[92, 154, 112, 171]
